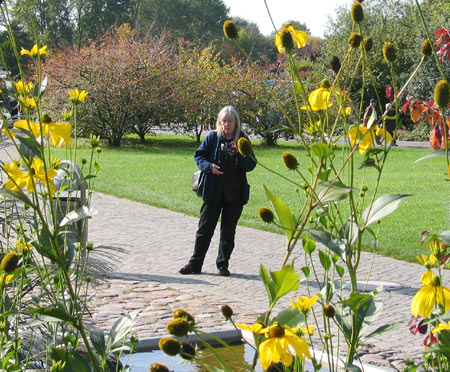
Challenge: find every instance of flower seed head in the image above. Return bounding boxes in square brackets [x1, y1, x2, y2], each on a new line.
[351, 1, 364, 23]
[320, 79, 331, 89]
[173, 308, 195, 323]
[282, 152, 299, 170]
[280, 29, 295, 52]
[1, 252, 19, 273]
[42, 113, 52, 123]
[258, 207, 274, 223]
[158, 337, 180, 356]
[166, 318, 190, 337]
[323, 304, 336, 318]
[180, 341, 196, 360]
[269, 324, 285, 338]
[221, 304, 233, 320]
[431, 275, 441, 287]
[348, 32, 362, 48]
[223, 20, 238, 39]
[434, 80, 450, 108]
[421, 39, 432, 56]
[237, 137, 253, 156]
[383, 42, 397, 62]
[150, 363, 170, 372]
[363, 37, 373, 52]
[330, 55, 341, 74]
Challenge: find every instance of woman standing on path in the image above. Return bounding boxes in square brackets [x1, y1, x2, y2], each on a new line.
[179, 106, 256, 276]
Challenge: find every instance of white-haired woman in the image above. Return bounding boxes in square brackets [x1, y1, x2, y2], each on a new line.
[179, 106, 256, 276]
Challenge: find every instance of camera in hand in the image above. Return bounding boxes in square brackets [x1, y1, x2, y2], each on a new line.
[218, 141, 235, 172]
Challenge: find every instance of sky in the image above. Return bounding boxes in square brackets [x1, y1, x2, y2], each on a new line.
[222, 0, 352, 38]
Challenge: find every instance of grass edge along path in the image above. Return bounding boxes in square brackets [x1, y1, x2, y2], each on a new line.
[52, 134, 446, 264]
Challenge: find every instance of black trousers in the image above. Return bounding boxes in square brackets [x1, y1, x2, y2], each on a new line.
[189, 200, 243, 270]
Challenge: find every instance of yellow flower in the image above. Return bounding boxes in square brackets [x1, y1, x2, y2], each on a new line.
[18, 96, 37, 110]
[275, 23, 309, 54]
[432, 321, 450, 334]
[348, 125, 392, 154]
[411, 270, 450, 318]
[20, 44, 49, 58]
[68, 89, 88, 104]
[289, 295, 319, 313]
[417, 254, 437, 270]
[236, 322, 265, 334]
[302, 87, 332, 111]
[14, 81, 34, 96]
[0, 273, 14, 286]
[3, 158, 57, 196]
[14, 119, 71, 147]
[258, 323, 311, 370]
[16, 240, 32, 252]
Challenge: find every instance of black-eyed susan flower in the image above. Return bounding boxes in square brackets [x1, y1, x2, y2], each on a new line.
[348, 32, 362, 48]
[258, 323, 311, 370]
[3, 158, 57, 196]
[20, 44, 49, 58]
[1, 252, 20, 273]
[434, 80, 450, 108]
[411, 270, 450, 318]
[275, 23, 309, 54]
[180, 341, 196, 360]
[150, 363, 170, 372]
[223, 20, 238, 39]
[258, 207, 274, 223]
[302, 86, 332, 111]
[417, 254, 437, 270]
[68, 89, 88, 104]
[348, 125, 392, 154]
[323, 304, 336, 318]
[237, 137, 252, 156]
[282, 152, 299, 170]
[351, 1, 364, 23]
[173, 308, 195, 323]
[166, 318, 190, 337]
[14, 118, 72, 147]
[383, 42, 397, 62]
[330, 55, 341, 74]
[158, 337, 180, 356]
[289, 294, 319, 314]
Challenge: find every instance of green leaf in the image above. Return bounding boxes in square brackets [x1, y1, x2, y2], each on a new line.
[264, 124, 292, 134]
[335, 265, 345, 277]
[321, 279, 334, 303]
[319, 250, 331, 271]
[263, 185, 297, 242]
[341, 292, 373, 312]
[302, 238, 316, 254]
[16, 134, 43, 160]
[90, 327, 106, 356]
[358, 157, 379, 171]
[107, 309, 140, 352]
[316, 181, 352, 204]
[35, 227, 58, 263]
[311, 143, 331, 159]
[301, 266, 310, 277]
[416, 149, 446, 163]
[293, 82, 304, 96]
[273, 307, 305, 328]
[362, 194, 410, 226]
[60, 206, 97, 227]
[362, 321, 401, 342]
[309, 229, 344, 258]
[260, 263, 300, 307]
[32, 307, 72, 323]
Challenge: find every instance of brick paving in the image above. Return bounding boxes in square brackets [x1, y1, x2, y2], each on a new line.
[1, 137, 439, 371]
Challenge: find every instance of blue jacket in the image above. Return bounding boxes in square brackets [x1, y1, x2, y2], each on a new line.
[194, 131, 256, 204]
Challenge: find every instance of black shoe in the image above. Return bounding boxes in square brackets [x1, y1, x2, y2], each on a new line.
[179, 264, 201, 275]
[218, 267, 230, 277]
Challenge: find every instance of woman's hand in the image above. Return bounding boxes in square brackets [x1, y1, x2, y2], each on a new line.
[211, 164, 224, 175]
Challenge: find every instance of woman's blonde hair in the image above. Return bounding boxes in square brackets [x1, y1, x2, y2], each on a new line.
[215, 105, 241, 142]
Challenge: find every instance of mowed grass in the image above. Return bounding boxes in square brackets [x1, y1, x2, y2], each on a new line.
[53, 134, 447, 263]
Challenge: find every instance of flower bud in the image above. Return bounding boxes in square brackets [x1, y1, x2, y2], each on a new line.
[258, 207, 274, 223]
[173, 308, 195, 323]
[361, 184, 368, 192]
[150, 363, 170, 372]
[434, 80, 450, 108]
[63, 111, 73, 121]
[223, 20, 238, 39]
[89, 134, 100, 148]
[158, 337, 181, 356]
[237, 137, 253, 156]
[221, 304, 233, 320]
[348, 32, 362, 48]
[282, 152, 299, 170]
[421, 39, 432, 56]
[330, 55, 341, 74]
[1, 252, 19, 273]
[323, 304, 336, 318]
[351, 1, 364, 23]
[166, 318, 190, 337]
[363, 37, 373, 52]
[383, 42, 397, 62]
[180, 341, 196, 360]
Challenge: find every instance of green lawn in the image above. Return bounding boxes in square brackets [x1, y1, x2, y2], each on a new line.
[53, 135, 447, 263]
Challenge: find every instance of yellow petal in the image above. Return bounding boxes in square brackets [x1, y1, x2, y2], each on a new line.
[432, 322, 450, 334]
[411, 286, 434, 318]
[259, 339, 276, 370]
[48, 122, 72, 147]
